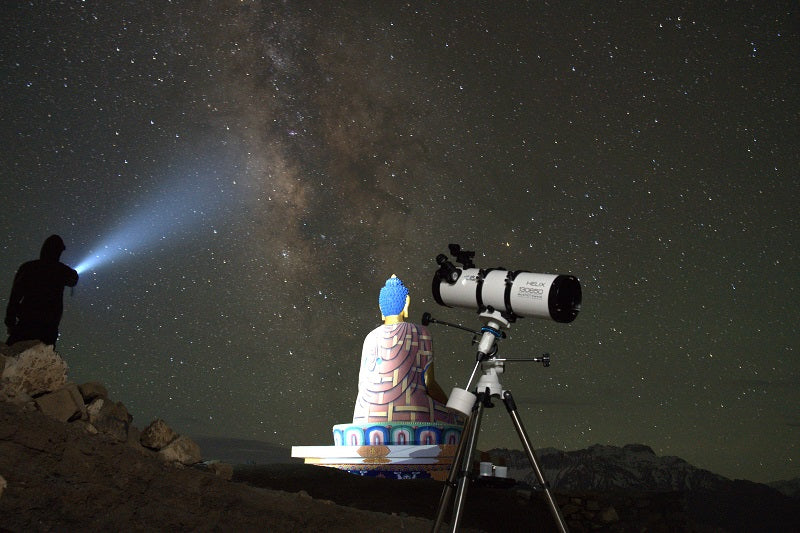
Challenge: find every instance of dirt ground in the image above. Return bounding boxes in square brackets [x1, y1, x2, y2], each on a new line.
[234, 463, 561, 532]
[0, 401, 449, 532]
[0, 399, 694, 532]
[0, 399, 567, 532]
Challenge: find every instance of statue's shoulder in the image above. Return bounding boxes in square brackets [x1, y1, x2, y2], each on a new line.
[408, 322, 430, 335]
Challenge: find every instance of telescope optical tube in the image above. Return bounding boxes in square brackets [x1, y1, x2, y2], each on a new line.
[432, 268, 581, 323]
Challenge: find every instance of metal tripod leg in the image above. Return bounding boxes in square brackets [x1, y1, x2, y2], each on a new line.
[432, 389, 569, 532]
[503, 390, 569, 533]
[449, 391, 487, 532]
[432, 410, 473, 532]
[432, 390, 488, 532]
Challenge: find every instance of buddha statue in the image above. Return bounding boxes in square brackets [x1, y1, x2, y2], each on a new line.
[353, 275, 456, 425]
[333, 275, 462, 447]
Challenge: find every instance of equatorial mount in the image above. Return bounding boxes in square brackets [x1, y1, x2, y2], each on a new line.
[425, 309, 570, 533]
[423, 309, 551, 415]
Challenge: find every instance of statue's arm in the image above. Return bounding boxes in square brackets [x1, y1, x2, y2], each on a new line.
[424, 362, 449, 404]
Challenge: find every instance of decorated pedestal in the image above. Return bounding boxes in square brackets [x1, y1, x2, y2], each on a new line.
[291, 444, 459, 481]
[332, 421, 462, 447]
[291, 422, 463, 480]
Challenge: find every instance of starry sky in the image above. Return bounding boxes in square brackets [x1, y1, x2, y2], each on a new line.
[1, 2, 797, 484]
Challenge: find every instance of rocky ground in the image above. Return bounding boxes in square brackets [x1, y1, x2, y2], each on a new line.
[0, 400, 437, 532]
[0, 399, 703, 532]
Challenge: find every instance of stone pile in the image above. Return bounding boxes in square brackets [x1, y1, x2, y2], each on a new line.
[0, 341, 212, 472]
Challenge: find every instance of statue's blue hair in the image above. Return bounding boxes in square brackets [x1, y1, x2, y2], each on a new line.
[379, 276, 409, 316]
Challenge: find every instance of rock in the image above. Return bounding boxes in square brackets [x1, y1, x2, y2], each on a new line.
[140, 418, 178, 450]
[126, 424, 145, 451]
[159, 435, 202, 465]
[561, 502, 581, 516]
[66, 383, 87, 419]
[0, 339, 41, 357]
[78, 420, 99, 435]
[10, 390, 33, 405]
[0, 474, 6, 499]
[86, 397, 105, 420]
[601, 506, 620, 523]
[92, 400, 132, 442]
[34, 383, 86, 422]
[207, 461, 234, 480]
[0, 401, 443, 532]
[0, 343, 67, 401]
[78, 381, 108, 402]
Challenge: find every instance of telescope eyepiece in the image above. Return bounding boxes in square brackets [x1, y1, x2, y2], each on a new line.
[435, 254, 461, 284]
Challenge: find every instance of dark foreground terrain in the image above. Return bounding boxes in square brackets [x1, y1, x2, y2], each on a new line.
[0, 401, 434, 532]
[0, 400, 683, 532]
[234, 463, 696, 532]
[2, 400, 798, 532]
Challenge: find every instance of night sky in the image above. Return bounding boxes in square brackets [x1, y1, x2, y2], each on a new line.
[1, 2, 797, 484]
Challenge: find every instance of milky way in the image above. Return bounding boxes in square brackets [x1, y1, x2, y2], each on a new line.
[1, 2, 797, 483]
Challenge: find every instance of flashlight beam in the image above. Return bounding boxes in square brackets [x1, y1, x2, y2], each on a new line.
[73, 165, 228, 275]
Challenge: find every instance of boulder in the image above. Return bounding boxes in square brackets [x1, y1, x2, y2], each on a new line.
[9, 389, 33, 405]
[140, 418, 178, 450]
[0, 342, 67, 401]
[76, 420, 99, 435]
[0, 474, 6, 500]
[78, 381, 108, 402]
[126, 423, 144, 450]
[91, 400, 132, 442]
[34, 383, 86, 422]
[0, 346, 204, 467]
[159, 435, 202, 465]
[86, 397, 105, 421]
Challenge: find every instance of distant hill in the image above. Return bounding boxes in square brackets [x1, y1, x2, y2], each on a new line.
[487, 445, 800, 532]
[488, 444, 729, 492]
[769, 477, 800, 499]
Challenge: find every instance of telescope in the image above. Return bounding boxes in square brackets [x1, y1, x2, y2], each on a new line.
[429, 245, 581, 532]
[431, 244, 582, 323]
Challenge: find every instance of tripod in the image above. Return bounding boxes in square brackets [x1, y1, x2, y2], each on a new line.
[431, 311, 569, 533]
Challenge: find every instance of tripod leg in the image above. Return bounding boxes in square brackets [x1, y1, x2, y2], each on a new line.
[502, 390, 570, 533]
[432, 411, 475, 532]
[447, 391, 487, 532]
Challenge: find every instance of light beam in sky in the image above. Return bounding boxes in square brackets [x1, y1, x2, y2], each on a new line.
[74, 167, 227, 275]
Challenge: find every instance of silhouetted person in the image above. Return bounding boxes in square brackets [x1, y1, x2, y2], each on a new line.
[5, 235, 79, 347]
